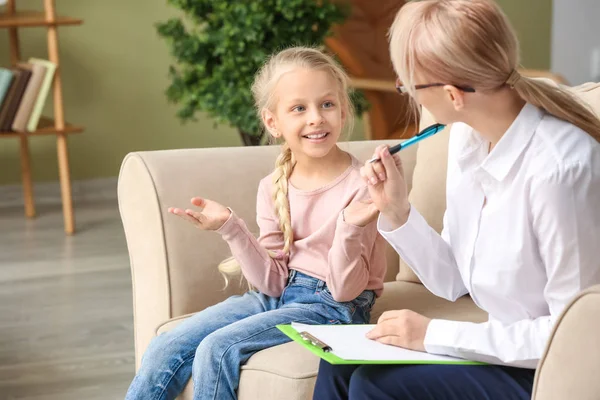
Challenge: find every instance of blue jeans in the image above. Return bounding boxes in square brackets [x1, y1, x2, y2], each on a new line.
[313, 362, 535, 400]
[125, 270, 375, 400]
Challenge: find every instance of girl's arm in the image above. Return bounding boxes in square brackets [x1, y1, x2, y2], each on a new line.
[216, 181, 289, 297]
[325, 211, 380, 302]
[325, 188, 383, 302]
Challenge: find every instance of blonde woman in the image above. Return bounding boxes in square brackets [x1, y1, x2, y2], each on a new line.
[125, 47, 387, 400]
[314, 1, 600, 399]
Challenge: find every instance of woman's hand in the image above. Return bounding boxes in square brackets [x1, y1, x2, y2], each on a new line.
[168, 197, 231, 231]
[360, 145, 411, 229]
[366, 310, 431, 352]
[343, 198, 380, 227]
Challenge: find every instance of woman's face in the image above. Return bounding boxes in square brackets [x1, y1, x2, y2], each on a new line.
[410, 72, 465, 125]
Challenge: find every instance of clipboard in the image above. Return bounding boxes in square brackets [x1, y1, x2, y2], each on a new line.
[277, 324, 485, 365]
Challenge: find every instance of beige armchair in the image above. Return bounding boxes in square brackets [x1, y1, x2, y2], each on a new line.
[118, 81, 600, 399]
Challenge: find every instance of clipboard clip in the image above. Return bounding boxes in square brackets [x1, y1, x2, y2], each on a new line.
[299, 331, 332, 352]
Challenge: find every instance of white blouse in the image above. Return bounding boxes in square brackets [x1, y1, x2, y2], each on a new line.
[379, 103, 600, 368]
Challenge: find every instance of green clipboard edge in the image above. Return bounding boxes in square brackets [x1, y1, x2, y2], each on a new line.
[277, 324, 485, 365]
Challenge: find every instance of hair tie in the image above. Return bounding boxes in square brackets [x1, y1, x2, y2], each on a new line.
[506, 69, 521, 88]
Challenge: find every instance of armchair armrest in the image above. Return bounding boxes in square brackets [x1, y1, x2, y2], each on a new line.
[532, 284, 600, 400]
[117, 147, 279, 368]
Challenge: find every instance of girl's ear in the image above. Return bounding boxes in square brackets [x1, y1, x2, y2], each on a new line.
[261, 108, 281, 138]
[443, 85, 466, 111]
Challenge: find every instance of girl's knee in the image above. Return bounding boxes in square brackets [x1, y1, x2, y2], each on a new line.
[191, 329, 246, 385]
[140, 332, 192, 373]
[193, 329, 234, 367]
[140, 334, 169, 366]
[128, 333, 195, 399]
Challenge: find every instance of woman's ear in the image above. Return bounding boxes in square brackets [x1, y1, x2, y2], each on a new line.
[261, 108, 280, 138]
[443, 85, 465, 111]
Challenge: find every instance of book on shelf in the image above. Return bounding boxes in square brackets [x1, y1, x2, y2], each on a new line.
[0, 68, 20, 129]
[0, 67, 14, 109]
[12, 62, 46, 132]
[0, 65, 31, 132]
[26, 58, 57, 132]
[0, 58, 57, 133]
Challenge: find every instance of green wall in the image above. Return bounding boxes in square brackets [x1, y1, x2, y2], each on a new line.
[499, 0, 553, 70]
[0, 0, 552, 185]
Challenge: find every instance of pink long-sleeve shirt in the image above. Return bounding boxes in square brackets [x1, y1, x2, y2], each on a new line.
[216, 156, 387, 302]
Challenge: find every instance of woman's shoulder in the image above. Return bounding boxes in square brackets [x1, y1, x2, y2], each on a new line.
[535, 113, 599, 157]
[529, 112, 600, 179]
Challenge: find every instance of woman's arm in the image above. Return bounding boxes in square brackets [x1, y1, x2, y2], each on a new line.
[378, 208, 467, 301]
[424, 163, 600, 367]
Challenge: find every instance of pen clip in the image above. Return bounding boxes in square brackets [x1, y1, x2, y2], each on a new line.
[299, 331, 332, 352]
[416, 122, 445, 136]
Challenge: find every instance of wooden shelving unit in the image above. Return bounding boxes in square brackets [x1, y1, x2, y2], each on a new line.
[0, 0, 84, 235]
[0, 11, 82, 28]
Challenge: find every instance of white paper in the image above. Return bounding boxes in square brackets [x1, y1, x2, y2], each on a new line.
[292, 322, 466, 363]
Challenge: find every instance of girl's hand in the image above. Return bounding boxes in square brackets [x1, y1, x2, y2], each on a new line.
[366, 310, 431, 352]
[360, 145, 411, 229]
[168, 197, 231, 231]
[343, 198, 379, 227]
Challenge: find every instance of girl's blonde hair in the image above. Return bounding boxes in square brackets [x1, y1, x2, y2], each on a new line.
[218, 46, 355, 285]
[389, 0, 600, 142]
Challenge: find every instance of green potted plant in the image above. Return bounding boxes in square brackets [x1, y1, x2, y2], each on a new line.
[156, 0, 367, 145]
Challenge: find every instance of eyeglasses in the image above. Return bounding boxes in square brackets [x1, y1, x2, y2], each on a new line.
[395, 78, 476, 94]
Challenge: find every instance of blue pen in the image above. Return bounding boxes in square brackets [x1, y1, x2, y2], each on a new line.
[368, 123, 446, 163]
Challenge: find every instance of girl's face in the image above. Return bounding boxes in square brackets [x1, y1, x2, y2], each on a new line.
[263, 68, 345, 161]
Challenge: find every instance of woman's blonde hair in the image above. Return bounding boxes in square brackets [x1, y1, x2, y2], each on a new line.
[389, 0, 600, 141]
[218, 46, 355, 286]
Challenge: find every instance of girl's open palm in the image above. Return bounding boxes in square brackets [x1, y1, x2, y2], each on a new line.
[168, 197, 231, 231]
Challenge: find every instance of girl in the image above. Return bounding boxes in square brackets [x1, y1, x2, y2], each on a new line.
[124, 47, 387, 400]
[314, 1, 600, 399]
